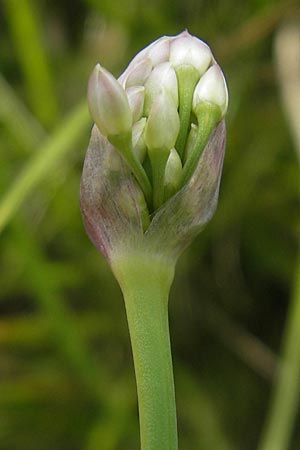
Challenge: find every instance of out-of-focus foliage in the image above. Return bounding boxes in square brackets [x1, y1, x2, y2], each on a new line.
[0, 1, 299, 449]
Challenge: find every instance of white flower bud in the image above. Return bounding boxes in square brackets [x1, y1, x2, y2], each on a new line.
[147, 36, 170, 65]
[126, 86, 145, 123]
[83, 31, 228, 254]
[164, 148, 182, 200]
[88, 64, 132, 137]
[144, 62, 178, 115]
[145, 90, 180, 150]
[170, 30, 212, 75]
[121, 58, 152, 88]
[192, 65, 228, 117]
[129, 36, 171, 68]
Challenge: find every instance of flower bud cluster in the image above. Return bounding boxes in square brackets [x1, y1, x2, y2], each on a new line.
[86, 29, 228, 215]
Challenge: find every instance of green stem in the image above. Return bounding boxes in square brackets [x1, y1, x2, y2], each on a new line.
[175, 66, 200, 158]
[109, 133, 152, 206]
[257, 254, 300, 450]
[3, 0, 59, 127]
[0, 74, 46, 152]
[181, 102, 221, 187]
[0, 100, 89, 234]
[111, 252, 178, 450]
[149, 148, 170, 210]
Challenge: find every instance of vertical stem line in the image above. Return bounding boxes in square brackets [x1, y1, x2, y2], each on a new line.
[111, 252, 178, 450]
[149, 148, 170, 210]
[0, 74, 46, 152]
[175, 66, 199, 158]
[3, 0, 58, 126]
[0, 100, 89, 234]
[108, 133, 152, 206]
[181, 103, 220, 187]
[257, 255, 300, 450]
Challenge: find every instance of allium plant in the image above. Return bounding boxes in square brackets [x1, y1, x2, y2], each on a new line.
[80, 30, 228, 450]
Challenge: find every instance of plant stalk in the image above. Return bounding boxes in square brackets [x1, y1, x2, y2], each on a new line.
[257, 254, 300, 450]
[0, 100, 89, 234]
[3, 0, 59, 126]
[111, 251, 178, 450]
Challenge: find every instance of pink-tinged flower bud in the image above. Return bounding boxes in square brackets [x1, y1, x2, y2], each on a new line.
[128, 36, 171, 69]
[144, 62, 178, 115]
[121, 58, 152, 88]
[88, 63, 132, 137]
[147, 37, 170, 65]
[126, 86, 145, 123]
[164, 148, 182, 201]
[170, 30, 212, 75]
[145, 90, 180, 150]
[193, 65, 228, 117]
[82, 31, 228, 262]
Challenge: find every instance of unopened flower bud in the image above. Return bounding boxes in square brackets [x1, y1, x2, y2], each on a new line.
[129, 36, 171, 68]
[145, 90, 179, 151]
[144, 62, 178, 115]
[182, 67, 227, 187]
[147, 37, 170, 65]
[126, 86, 145, 123]
[193, 65, 228, 117]
[170, 31, 212, 75]
[122, 58, 152, 88]
[82, 31, 228, 263]
[169, 30, 213, 158]
[88, 64, 132, 137]
[164, 148, 182, 201]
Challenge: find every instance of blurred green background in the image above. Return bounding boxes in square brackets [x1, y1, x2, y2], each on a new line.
[0, 0, 299, 449]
